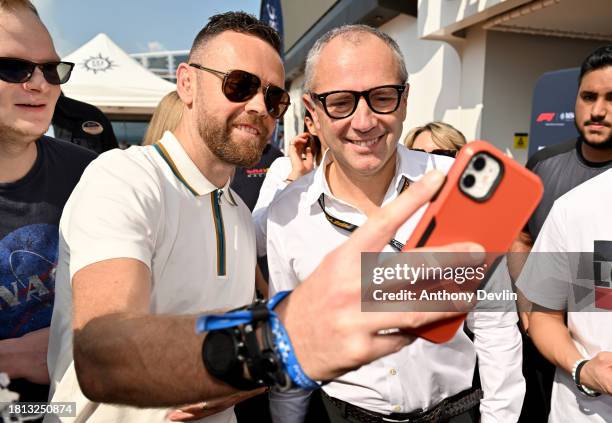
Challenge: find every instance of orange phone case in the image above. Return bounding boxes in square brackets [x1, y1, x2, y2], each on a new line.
[402, 140, 543, 343]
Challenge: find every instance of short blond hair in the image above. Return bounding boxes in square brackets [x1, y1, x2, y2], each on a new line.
[404, 121, 466, 151]
[142, 91, 183, 145]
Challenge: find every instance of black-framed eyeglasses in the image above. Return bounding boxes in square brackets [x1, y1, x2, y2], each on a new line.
[189, 63, 290, 119]
[411, 148, 458, 158]
[310, 84, 408, 119]
[0, 57, 74, 85]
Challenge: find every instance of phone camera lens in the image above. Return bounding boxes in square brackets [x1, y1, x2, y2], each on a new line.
[462, 174, 476, 188]
[473, 156, 486, 171]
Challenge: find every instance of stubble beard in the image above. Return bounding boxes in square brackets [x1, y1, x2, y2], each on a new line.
[198, 109, 270, 167]
[576, 119, 612, 150]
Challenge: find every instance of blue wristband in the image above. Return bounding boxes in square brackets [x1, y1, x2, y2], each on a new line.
[196, 291, 320, 390]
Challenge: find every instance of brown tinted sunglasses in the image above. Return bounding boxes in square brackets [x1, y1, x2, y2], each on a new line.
[189, 64, 290, 119]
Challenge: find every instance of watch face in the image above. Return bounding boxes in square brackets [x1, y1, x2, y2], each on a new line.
[203, 329, 239, 374]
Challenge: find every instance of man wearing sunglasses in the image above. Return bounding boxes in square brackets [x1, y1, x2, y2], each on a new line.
[0, 0, 95, 409]
[266, 25, 525, 423]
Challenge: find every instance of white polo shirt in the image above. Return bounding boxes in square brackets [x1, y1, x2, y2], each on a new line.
[46, 131, 256, 423]
[267, 144, 524, 422]
[517, 169, 612, 422]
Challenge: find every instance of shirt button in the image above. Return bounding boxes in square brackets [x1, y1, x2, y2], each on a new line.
[389, 368, 397, 376]
[393, 405, 401, 412]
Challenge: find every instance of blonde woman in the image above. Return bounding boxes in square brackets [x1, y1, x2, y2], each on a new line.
[404, 121, 466, 157]
[142, 91, 183, 145]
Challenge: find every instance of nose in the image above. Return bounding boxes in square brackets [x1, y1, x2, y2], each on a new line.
[23, 66, 48, 92]
[591, 96, 608, 120]
[350, 95, 377, 133]
[244, 90, 269, 118]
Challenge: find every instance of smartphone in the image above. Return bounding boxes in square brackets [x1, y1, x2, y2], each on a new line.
[402, 140, 543, 343]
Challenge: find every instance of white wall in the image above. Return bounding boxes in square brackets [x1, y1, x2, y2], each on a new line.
[381, 14, 465, 143]
[419, 0, 530, 39]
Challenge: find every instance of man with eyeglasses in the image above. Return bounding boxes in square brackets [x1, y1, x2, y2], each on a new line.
[0, 0, 96, 408]
[266, 25, 525, 423]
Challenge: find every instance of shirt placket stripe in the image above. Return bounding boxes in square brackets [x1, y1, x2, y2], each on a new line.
[210, 190, 227, 276]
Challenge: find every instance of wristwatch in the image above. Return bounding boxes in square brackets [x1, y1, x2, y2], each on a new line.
[202, 326, 262, 390]
[201, 301, 292, 391]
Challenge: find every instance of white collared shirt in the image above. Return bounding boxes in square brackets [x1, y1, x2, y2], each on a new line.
[266, 144, 524, 422]
[46, 131, 255, 423]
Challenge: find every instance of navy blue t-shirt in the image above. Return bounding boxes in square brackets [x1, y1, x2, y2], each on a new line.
[0, 136, 95, 400]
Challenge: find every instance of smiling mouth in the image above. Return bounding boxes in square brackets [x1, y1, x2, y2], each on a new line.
[347, 135, 382, 147]
[234, 124, 260, 136]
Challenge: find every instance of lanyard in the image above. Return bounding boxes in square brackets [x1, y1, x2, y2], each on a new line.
[316, 176, 411, 252]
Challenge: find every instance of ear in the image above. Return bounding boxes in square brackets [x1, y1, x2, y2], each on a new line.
[304, 116, 318, 136]
[176, 63, 194, 107]
[398, 83, 409, 121]
[302, 93, 321, 131]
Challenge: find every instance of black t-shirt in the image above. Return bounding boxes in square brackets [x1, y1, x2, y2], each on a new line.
[526, 137, 612, 239]
[231, 143, 284, 211]
[52, 95, 118, 154]
[0, 136, 96, 401]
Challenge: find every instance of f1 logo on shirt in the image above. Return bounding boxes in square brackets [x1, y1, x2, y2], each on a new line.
[594, 240, 612, 310]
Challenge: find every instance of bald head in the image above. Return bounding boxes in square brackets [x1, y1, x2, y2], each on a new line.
[304, 25, 407, 92]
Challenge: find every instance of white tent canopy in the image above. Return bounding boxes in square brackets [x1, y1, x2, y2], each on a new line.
[62, 33, 176, 118]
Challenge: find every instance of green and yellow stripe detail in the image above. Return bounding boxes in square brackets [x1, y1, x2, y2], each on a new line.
[210, 190, 227, 276]
[153, 142, 199, 196]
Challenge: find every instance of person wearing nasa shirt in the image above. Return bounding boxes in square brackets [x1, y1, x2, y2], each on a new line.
[266, 24, 524, 423]
[0, 0, 95, 405]
[517, 169, 612, 422]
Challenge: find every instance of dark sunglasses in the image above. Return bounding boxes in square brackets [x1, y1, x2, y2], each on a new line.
[310, 84, 408, 119]
[411, 148, 458, 158]
[189, 63, 290, 119]
[0, 57, 74, 85]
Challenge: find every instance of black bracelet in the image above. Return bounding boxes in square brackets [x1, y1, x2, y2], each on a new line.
[575, 360, 602, 397]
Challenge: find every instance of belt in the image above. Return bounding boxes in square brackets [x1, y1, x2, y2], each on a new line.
[321, 387, 482, 423]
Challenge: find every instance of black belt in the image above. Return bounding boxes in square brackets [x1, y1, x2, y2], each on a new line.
[321, 387, 482, 423]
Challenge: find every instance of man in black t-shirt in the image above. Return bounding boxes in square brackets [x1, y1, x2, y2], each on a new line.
[0, 1, 96, 406]
[512, 44, 612, 422]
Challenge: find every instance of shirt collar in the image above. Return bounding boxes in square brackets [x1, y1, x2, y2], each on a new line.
[304, 144, 452, 207]
[305, 149, 335, 207]
[154, 131, 236, 205]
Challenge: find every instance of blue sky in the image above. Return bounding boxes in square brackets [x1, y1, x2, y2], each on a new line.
[32, 0, 261, 57]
